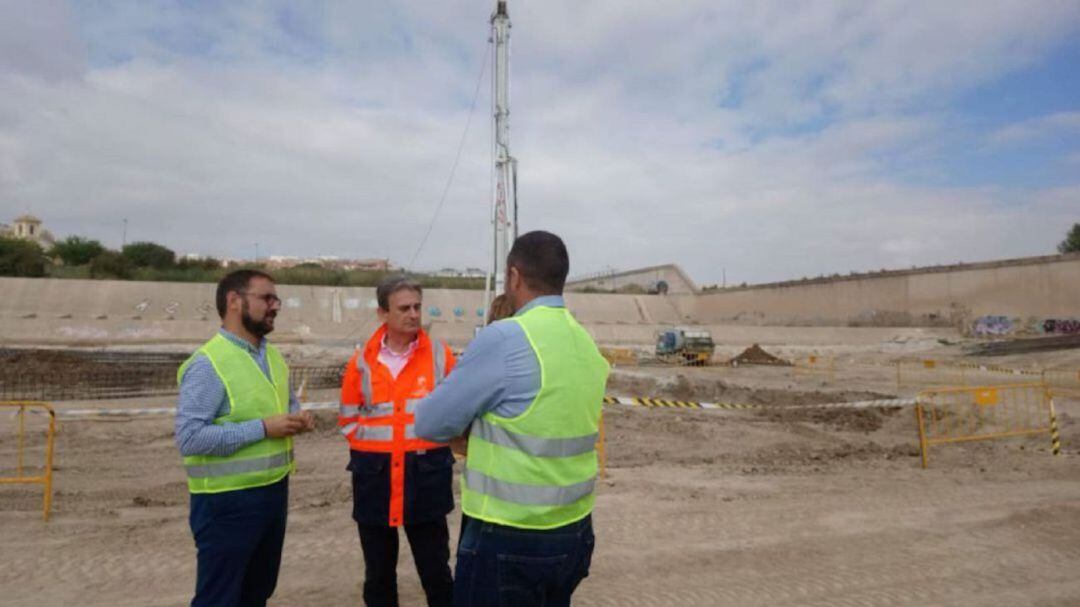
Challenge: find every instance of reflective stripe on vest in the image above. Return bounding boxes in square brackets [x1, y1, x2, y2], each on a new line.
[462, 305, 610, 529]
[433, 341, 447, 383]
[179, 335, 294, 494]
[464, 468, 596, 506]
[355, 346, 448, 402]
[358, 355, 374, 403]
[347, 342, 448, 446]
[186, 449, 294, 479]
[339, 422, 394, 441]
[473, 418, 598, 458]
[339, 402, 395, 419]
[340, 402, 425, 441]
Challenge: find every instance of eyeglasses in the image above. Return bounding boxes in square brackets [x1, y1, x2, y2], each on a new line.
[241, 291, 281, 306]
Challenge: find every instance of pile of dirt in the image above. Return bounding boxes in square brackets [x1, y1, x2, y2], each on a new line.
[758, 405, 903, 433]
[0, 349, 116, 377]
[607, 370, 894, 408]
[2, 348, 91, 366]
[727, 344, 792, 366]
[0, 349, 179, 401]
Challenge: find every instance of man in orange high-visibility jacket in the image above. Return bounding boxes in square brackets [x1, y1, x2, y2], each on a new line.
[339, 275, 456, 607]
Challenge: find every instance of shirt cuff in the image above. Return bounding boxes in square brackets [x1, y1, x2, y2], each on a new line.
[241, 419, 267, 443]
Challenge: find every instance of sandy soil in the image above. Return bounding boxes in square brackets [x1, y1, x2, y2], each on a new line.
[1, 362, 1079, 606]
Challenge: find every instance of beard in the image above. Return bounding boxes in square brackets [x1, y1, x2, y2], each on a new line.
[241, 301, 275, 338]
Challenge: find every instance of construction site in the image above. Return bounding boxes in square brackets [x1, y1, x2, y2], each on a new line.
[4, 1, 1080, 605]
[2, 249, 1079, 606]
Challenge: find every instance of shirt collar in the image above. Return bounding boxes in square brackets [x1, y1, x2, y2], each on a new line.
[380, 333, 419, 357]
[218, 327, 265, 355]
[515, 294, 565, 316]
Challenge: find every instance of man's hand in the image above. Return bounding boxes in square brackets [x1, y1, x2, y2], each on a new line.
[296, 410, 316, 432]
[449, 435, 468, 458]
[263, 414, 306, 438]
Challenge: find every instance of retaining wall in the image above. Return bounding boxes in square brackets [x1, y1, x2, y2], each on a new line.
[0, 278, 683, 347]
[2, 253, 1076, 346]
[688, 254, 1080, 329]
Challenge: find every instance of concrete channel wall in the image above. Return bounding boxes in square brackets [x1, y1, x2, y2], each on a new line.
[1, 253, 1075, 346]
[688, 253, 1080, 327]
[0, 278, 690, 347]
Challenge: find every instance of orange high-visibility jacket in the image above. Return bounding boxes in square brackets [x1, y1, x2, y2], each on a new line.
[339, 325, 455, 526]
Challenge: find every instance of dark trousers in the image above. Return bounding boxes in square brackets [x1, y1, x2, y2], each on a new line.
[358, 518, 454, 607]
[189, 478, 289, 607]
[453, 514, 594, 607]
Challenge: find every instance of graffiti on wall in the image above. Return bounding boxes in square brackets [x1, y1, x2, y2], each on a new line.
[1043, 318, 1080, 335]
[972, 315, 1014, 336]
[972, 316, 1080, 337]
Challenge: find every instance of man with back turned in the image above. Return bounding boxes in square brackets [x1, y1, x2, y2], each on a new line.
[415, 230, 610, 606]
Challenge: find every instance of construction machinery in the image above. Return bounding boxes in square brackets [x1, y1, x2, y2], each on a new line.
[655, 327, 715, 366]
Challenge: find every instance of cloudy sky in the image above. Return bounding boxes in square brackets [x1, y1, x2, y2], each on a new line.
[2, 1, 1079, 285]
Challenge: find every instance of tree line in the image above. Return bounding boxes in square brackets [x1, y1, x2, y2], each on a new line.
[0, 235, 484, 289]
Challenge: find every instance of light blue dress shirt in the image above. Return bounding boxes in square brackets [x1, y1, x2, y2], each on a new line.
[413, 295, 565, 442]
[175, 329, 300, 457]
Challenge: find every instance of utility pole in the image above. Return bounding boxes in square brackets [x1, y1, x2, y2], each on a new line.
[121, 218, 127, 248]
[485, 0, 516, 324]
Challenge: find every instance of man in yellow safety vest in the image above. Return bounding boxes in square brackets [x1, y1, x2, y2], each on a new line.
[175, 269, 315, 607]
[416, 231, 610, 606]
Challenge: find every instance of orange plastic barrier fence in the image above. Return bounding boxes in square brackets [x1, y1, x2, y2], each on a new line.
[914, 383, 1058, 469]
[0, 401, 56, 521]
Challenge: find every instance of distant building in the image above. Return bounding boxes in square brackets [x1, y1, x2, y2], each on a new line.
[1, 214, 56, 249]
[260, 256, 396, 272]
[432, 267, 487, 279]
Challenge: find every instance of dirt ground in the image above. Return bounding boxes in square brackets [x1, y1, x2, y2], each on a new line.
[2, 354, 1079, 606]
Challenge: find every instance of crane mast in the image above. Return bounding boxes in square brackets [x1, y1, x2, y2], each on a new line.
[485, 0, 516, 323]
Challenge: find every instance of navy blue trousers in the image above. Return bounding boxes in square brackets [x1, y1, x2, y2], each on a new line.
[189, 478, 289, 607]
[453, 514, 594, 607]
[357, 519, 454, 607]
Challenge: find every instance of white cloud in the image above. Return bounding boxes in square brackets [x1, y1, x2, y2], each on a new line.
[988, 111, 1080, 145]
[0, 0, 1078, 283]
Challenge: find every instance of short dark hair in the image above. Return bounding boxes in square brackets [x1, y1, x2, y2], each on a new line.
[376, 275, 423, 310]
[507, 230, 569, 294]
[216, 269, 274, 318]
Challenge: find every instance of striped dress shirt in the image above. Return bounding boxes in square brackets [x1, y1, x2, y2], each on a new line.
[175, 329, 300, 457]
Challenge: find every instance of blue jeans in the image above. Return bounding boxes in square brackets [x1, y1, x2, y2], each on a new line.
[453, 514, 594, 607]
[189, 478, 289, 607]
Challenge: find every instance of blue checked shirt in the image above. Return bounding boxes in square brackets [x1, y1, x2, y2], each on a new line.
[175, 329, 300, 457]
[413, 296, 561, 442]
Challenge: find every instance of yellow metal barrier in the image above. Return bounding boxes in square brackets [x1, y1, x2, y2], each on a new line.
[0, 401, 56, 521]
[794, 355, 835, 379]
[600, 347, 638, 367]
[897, 359, 968, 390]
[784, 357, 1072, 398]
[896, 359, 1039, 391]
[914, 383, 1058, 468]
[1042, 368, 1080, 396]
